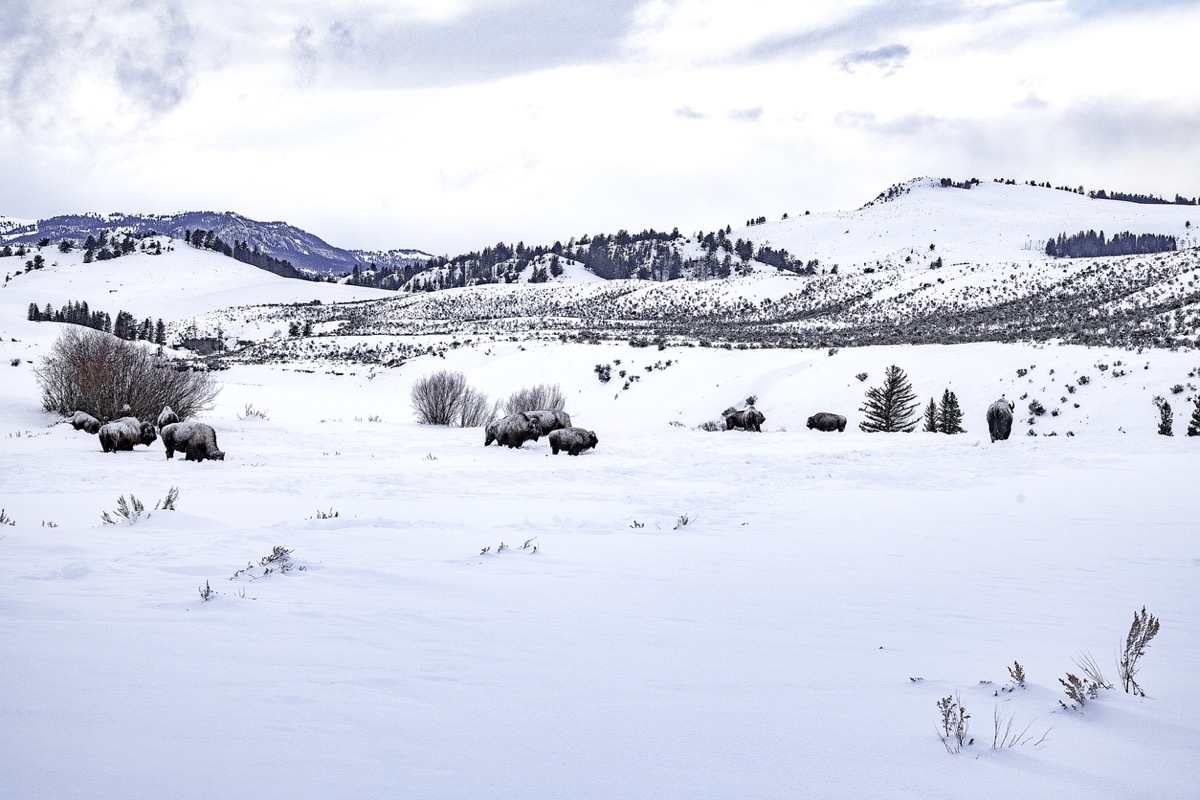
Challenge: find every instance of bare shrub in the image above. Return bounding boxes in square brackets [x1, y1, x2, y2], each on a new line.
[502, 383, 565, 415]
[456, 386, 495, 427]
[1119, 606, 1160, 696]
[35, 327, 219, 421]
[937, 694, 971, 753]
[411, 370, 469, 425]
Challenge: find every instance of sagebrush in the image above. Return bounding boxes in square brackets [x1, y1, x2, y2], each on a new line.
[35, 327, 219, 421]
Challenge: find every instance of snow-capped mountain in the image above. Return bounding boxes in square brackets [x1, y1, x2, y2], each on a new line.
[0, 210, 432, 278]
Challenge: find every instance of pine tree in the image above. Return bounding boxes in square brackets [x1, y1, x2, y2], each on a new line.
[939, 389, 965, 434]
[1157, 399, 1173, 436]
[1187, 397, 1200, 436]
[922, 397, 939, 432]
[154, 319, 167, 346]
[859, 365, 920, 433]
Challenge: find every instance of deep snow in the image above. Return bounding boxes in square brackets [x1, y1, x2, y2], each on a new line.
[2, 185, 1199, 798]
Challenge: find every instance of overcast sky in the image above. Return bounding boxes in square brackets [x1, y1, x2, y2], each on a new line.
[2, 0, 1197, 255]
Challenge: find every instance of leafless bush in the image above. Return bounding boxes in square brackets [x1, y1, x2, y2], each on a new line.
[502, 383, 565, 415]
[1119, 606, 1160, 696]
[991, 705, 1050, 749]
[1072, 651, 1112, 692]
[411, 370, 470, 425]
[237, 403, 270, 421]
[456, 386, 495, 427]
[156, 486, 180, 511]
[937, 694, 971, 753]
[1058, 672, 1103, 710]
[101, 494, 146, 525]
[35, 327, 219, 421]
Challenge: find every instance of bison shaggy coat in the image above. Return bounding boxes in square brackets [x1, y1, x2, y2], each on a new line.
[522, 409, 572, 434]
[68, 410, 101, 434]
[98, 417, 158, 452]
[549, 427, 598, 456]
[156, 405, 180, 430]
[806, 412, 847, 432]
[986, 399, 1015, 442]
[725, 408, 766, 432]
[161, 421, 225, 461]
[484, 413, 545, 449]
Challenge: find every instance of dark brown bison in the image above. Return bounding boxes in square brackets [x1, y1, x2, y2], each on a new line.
[98, 417, 158, 452]
[807, 412, 847, 432]
[522, 409, 572, 433]
[484, 413, 545, 449]
[67, 410, 101, 434]
[161, 421, 225, 461]
[548, 427, 598, 456]
[987, 399, 1015, 442]
[156, 405, 180, 430]
[725, 408, 766, 432]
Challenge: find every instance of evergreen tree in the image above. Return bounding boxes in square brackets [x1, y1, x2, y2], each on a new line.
[1187, 396, 1200, 437]
[1156, 398, 1173, 436]
[155, 319, 167, 346]
[939, 389, 965, 434]
[859, 365, 920, 432]
[922, 397, 939, 432]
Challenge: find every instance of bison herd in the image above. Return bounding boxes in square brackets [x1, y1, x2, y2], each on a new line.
[65, 404, 225, 461]
[63, 395, 1022, 464]
[484, 409, 599, 456]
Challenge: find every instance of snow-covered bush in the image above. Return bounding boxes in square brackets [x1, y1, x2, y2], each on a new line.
[502, 383, 565, 415]
[35, 327, 219, 421]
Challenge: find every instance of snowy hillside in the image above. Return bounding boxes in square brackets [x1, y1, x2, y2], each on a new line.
[741, 177, 1198, 271]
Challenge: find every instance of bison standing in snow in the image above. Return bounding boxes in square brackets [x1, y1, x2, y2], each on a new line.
[160, 421, 224, 461]
[807, 412, 847, 432]
[156, 405, 180, 430]
[484, 413, 545, 449]
[986, 399, 1016, 442]
[549, 427, 598, 456]
[67, 410, 101, 434]
[98, 417, 158, 452]
[522, 409, 572, 434]
[725, 408, 766, 432]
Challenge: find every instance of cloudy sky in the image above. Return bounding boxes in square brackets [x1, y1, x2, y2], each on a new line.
[1, 0, 1197, 255]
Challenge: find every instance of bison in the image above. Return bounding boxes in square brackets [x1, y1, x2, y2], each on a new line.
[67, 410, 101, 434]
[549, 427, 598, 456]
[522, 409, 572, 434]
[98, 417, 158, 452]
[725, 408, 766, 432]
[807, 412, 847, 432]
[986, 399, 1016, 442]
[484, 413, 545, 449]
[161, 421, 225, 461]
[156, 405, 180, 430]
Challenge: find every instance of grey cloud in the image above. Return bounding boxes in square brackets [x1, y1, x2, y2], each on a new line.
[739, 1, 970, 62]
[1068, 0, 1198, 16]
[1014, 93, 1048, 110]
[287, 0, 644, 89]
[114, 2, 194, 113]
[834, 109, 953, 137]
[674, 106, 708, 120]
[0, 0, 195, 135]
[1060, 99, 1200, 153]
[728, 107, 764, 122]
[837, 44, 910, 75]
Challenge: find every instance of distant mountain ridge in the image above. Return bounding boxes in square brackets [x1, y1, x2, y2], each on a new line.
[0, 210, 432, 278]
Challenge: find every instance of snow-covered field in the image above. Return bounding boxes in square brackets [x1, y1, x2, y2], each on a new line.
[2, 183, 1199, 798]
[2, 327, 1199, 799]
